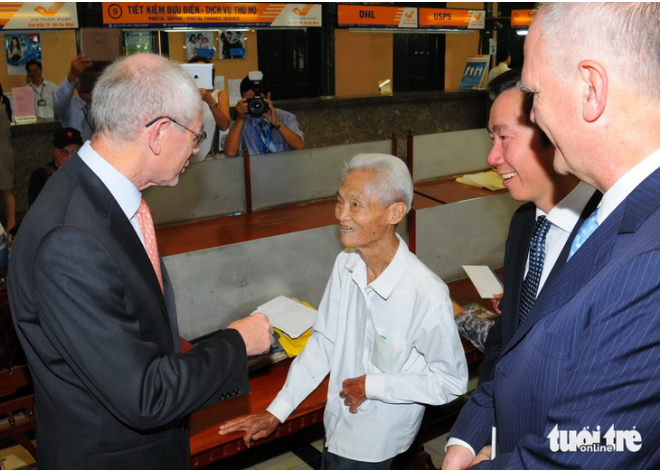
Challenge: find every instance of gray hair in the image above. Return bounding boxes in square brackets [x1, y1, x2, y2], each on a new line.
[534, 2, 659, 100]
[91, 53, 202, 141]
[343, 153, 413, 213]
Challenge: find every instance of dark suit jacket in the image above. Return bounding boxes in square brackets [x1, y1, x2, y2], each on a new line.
[479, 190, 602, 384]
[451, 171, 660, 469]
[8, 154, 250, 469]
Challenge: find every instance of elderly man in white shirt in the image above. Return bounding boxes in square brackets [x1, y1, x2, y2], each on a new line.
[220, 153, 468, 469]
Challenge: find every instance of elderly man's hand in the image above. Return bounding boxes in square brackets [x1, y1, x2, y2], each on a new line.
[68, 52, 93, 83]
[218, 411, 279, 448]
[340, 375, 367, 413]
[227, 313, 273, 356]
[441, 444, 475, 470]
[469, 445, 492, 467]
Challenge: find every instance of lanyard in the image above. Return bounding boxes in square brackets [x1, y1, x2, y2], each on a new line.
[253, 124, 273, 154]
[31, 82, 45, 99]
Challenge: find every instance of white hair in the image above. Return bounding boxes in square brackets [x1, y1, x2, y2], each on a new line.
[534, 2, 659, 100]
[343, 153, 413, 213]
[91, 53, 202, 141]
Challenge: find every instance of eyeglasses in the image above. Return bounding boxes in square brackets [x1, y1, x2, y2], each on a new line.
[145, 116, 206, 147]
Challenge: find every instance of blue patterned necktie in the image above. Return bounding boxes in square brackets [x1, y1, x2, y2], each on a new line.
[519, 215, 552, 325]
[567, 209, 599, 260]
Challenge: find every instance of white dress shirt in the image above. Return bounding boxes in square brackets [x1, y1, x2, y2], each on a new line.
[77, 142, 146, 249]
[528, 181, 597, 295]
[597, 149, 660, 225]
[26, 80, 57, 119]
[267, 234, 468, 462]
[54, 77, 89, 135]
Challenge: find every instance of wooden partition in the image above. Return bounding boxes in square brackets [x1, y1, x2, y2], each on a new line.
[251, 140, 393, 211]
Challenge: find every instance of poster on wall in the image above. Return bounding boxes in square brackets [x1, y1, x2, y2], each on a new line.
[219, 30, 245, 59]
[4, 33, 41, 76]
[186, 31, 216, 60]
[124, 31, 151, 56]
[458, 55, 489, 90]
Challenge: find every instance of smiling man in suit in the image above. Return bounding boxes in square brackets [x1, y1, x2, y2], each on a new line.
[443, 3, 659, 469]
[476, 69, 601, 385]
[8, 53, 273, 469]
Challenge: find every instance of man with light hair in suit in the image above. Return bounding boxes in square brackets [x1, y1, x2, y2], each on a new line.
[444, 3, 659, 469]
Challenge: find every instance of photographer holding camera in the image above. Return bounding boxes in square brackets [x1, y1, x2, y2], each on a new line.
[222, 72, 304, 157]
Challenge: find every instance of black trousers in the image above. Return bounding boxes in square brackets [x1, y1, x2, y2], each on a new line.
[321, 447, 394, 470]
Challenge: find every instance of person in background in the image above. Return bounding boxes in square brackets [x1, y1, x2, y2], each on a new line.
[444, 3, 659, 469]
[54, 52, 93, 139]
[220, 154, 468, 470]
[8, 53, 273, 469]
[0, 83, 17, 237]
[27, 127, 83, 208]
[186, 56, 230, 161]
[222, 74, 304, 157]
[187, 34, 198, 56]
[25, 60, 57, 119]
[486, 49, 510, 84]
[8, 37, 22, 63]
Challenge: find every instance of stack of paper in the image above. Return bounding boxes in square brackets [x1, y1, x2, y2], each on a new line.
[457, 170, 505, 191]
[254, 296, 317, 339]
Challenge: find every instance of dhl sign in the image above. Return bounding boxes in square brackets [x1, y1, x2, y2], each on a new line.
[511, 9, 535, 29]
[102, 3, 321, 28]
[0, 2, 78, 30]
[419, 8, 485, 30]
[337, 5, 417, 29]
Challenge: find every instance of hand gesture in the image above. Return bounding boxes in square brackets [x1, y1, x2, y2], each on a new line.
[218, 411, 280, 448]
[441, 444, 475, 470]
[339, 375, 367, 413]
[491, 293, 503, 314]
[227, 312, 273, 356]
[262, 99, 280, 127]
[68, 53, 93, 82]
[235, 97, 249, 120]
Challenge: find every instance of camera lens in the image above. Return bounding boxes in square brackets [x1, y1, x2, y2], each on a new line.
[247, 97, 266, 117]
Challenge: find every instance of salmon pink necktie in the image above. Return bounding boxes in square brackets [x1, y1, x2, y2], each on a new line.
[135, 198, 163, 292]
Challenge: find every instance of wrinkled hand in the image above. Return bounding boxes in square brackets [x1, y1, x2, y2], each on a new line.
[262, 99, 280, 127]
[441, 444, 474, 470]
[218, 411, 279, 448]
[69, 52, 92, 82]
[339, 376, 367, 413]
[235, 98, 249, 120]
[491, 294, 503, 314]
[469, 445, 492, 467]
[227, 312, 273, 356]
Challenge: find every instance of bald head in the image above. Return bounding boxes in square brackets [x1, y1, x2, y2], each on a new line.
[91, 53, 202, 142]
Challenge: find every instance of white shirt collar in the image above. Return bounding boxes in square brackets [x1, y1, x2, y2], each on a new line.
[77, 141, 142, 221]
[598, 149, 660, 224]
[345, 233, 408, 300]
[536, 181, 597, 233]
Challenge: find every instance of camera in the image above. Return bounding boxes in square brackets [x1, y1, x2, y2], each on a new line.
[246, 71, 267, 117]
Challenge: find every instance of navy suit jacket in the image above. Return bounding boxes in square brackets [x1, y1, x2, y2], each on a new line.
[479, 190, 602, 384]
[8, 154, 250, 469]
[450, 171, 660, 469]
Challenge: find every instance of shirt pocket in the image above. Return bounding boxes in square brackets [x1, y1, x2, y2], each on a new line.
[371, 332, 408, 374]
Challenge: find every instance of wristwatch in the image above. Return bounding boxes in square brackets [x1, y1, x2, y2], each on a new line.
[209, 102, 219, 110]
[273, 123, 283, 131]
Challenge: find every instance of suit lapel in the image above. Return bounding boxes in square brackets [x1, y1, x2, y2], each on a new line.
[547, 189, 603, 282]
[64, 154, 171, 332]
[501, 171, 659, 358]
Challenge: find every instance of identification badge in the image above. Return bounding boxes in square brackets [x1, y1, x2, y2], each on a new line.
[38, 99, 47, 106]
